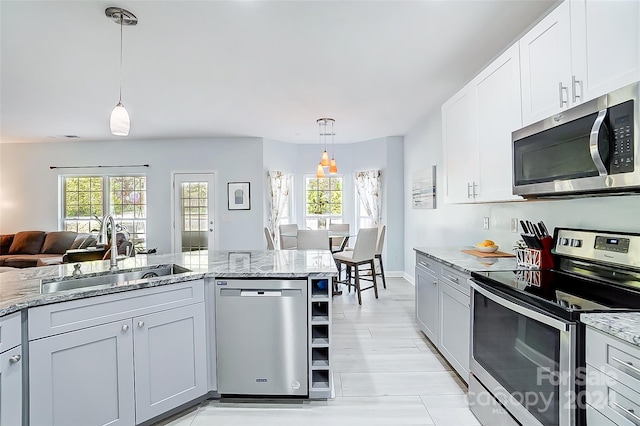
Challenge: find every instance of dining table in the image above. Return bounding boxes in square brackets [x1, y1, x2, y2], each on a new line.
[280, 231, 352, 252]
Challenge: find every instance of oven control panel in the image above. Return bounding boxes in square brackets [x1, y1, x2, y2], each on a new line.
[594, 236, 630, 253]
[554, 228, 639, 269]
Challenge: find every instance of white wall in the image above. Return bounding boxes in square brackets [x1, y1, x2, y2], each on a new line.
[403, 109, 640, 278]
[0, 138, 265, 253]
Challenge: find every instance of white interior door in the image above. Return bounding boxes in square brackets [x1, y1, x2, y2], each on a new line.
[172, 173, 215, 253]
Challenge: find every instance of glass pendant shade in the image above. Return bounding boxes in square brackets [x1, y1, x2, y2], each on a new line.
[316, 162, 326, 178]
[110, 102, 130, 136]
[321, 150, 330, 166]
[329, 158, 338, 174]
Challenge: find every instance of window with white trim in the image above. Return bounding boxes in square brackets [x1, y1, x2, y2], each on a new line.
[304, 176, 343, 229]
[63, 175, 147, 247]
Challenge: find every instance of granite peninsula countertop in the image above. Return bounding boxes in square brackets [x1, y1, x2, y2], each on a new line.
[0, 250, 337, 317]
[581, 312, 640, 348]
[414, 246, 519, 273]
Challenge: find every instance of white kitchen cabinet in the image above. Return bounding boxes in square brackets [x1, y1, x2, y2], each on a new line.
[473, 43, 523, 202]
[415, 253, 440, 345]
[570, 0, 640, 102]
[442, 85, 476, 204]
[29, 320, 136, 426]
[29, 280, 207, 426]
[520, 0, 640, 126]
[134, 303, 207, 423]
[443, 44, 523, 203]
[0, 312, 23, 426]
[520, 1, 572, 125]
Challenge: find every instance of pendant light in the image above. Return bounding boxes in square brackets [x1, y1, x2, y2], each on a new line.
[106, 7, 137, 136]
[328, 119, 338, 174]
[316, 118, 336, 177]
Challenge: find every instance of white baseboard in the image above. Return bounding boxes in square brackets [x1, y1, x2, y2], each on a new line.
[403, 271, 415, 286]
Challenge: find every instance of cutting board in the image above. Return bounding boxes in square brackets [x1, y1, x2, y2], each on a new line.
[461, 249, 515, 258]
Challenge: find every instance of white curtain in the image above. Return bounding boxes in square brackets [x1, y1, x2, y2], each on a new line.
[354, 170, 382, 225]
[267, 171, 292, 247]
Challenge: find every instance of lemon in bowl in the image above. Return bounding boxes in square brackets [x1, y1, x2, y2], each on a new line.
[476, 240, 498, 252]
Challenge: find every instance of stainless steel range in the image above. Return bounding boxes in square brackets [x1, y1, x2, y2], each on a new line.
[469, 228, 640, 426]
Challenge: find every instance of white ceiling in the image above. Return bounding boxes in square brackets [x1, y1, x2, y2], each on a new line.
[0, 0, 556, 145]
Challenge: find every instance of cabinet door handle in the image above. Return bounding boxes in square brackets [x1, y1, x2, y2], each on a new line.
[559, 82, 568, 107]
[9, 355, 21, 364]
[432, 281, 438, 286]
[611, 401, 640, 425]
[138, 321, 145, 328]
[472, 182, 478, 198]
[446, 275, 459, 283]
[571, 75, 582, 103]
[611, 355, 640, 380]
[467, 183, 473, 199]
[122, 324, 129, 332]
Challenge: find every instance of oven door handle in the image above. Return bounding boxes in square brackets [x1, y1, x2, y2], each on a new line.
[470, 280, 570, 332]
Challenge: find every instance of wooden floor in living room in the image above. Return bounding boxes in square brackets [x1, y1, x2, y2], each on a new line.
[155, 277, 480, 426]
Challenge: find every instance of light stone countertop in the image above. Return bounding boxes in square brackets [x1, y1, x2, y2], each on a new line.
[581, 312, 640, 347]
[0, 250, 337, 317]
[414, 246, 519, 274]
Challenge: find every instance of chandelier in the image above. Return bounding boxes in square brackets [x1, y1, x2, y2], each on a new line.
[316, 118, 338, 178]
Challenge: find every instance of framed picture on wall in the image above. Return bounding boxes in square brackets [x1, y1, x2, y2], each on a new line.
[228, 182, 251, 210]
[412, 166, 436, 209]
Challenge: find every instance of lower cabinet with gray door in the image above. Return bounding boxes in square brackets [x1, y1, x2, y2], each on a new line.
[28, 280, 207, 426]
[438, 264, 471, 383]
[415, 250, 471, 384]
[0, 312, 23, 426]
[415, 252, 440, 345]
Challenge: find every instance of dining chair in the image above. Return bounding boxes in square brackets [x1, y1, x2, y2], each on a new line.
[328, 223, 350, 252]
[279, 224, 298, 249]
[332, 227, 379, 305]
[264, 227, 275, 250]
[354, 225, 387, 288]
[296, 229, 329, 249]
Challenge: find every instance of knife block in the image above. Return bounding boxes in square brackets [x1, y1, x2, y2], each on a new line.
[517, 240, 554, 269]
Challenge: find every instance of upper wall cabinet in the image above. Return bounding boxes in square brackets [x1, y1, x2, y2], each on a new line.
[443, 44, 523, 204]
[520, 0, 640, 126]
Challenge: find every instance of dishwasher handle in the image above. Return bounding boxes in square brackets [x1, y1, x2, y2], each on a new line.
[241, 290, 282, 297]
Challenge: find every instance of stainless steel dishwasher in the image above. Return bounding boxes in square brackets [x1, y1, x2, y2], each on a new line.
[215, 279, 308, 396]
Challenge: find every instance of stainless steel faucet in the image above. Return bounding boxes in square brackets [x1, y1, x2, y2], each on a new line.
[100, 213, 120, 271]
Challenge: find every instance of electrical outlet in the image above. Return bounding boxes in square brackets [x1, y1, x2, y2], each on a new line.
[511, 218, 519, 233]
[483, 217, 490, 230]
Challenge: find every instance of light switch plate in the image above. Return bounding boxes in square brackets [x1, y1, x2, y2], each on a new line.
[483, 217, 489, 230]
[511, 218, 519, 233]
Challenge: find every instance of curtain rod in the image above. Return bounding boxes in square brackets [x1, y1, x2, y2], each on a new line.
[49, 164, 149, 170]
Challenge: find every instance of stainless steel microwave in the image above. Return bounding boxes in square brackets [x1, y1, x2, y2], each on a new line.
[512, 82, 639, 198]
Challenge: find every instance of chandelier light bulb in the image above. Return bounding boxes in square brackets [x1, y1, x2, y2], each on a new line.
[316, 162, 326, 178]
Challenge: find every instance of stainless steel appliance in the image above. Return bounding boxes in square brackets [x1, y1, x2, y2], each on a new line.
[469, 228, 640, 426]
[215, 279, 308, 396]
[512, 82, 639, 198]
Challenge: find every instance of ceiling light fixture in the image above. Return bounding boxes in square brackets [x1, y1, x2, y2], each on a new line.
[316, 118, 337, 178]
[106, 7, 137, 136]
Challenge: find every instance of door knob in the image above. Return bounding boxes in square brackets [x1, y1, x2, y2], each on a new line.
[138, 321, 145, 328]
[122, 324, 129, 332]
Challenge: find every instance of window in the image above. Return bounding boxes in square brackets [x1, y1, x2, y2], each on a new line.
[63, 176, 147, 247]
[304, 176, 342, 229]
[356, 195, 375, 230]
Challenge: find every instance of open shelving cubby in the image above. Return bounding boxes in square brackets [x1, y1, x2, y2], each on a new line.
[308, 276, 332, 399]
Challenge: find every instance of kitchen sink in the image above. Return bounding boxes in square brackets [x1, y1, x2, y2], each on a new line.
[40, 264, 193, 294]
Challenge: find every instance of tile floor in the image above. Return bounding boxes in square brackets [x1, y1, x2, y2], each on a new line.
[156, 277, 480, 426]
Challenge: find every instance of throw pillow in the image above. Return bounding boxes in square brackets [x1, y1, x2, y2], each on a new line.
[41, 231, 78, 254]
[69, 233, 90, 250]
[8, 231, 46, 255]
[0, 234, 14, 254]
[78, 235, 97, 249]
